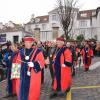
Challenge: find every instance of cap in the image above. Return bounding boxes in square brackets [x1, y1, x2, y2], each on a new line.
[56, 37, 65, 42]
[23, 36, 35, 42]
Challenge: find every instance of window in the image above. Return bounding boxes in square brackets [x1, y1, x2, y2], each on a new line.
[79, 20, 87, 27]
[92, 11, 96, 16]
[35, 24, 39, 28]
[41, 31, 48, 41]
[13, 36, 19, 43]
[28, 29, 32, 32]
[42, 24, 46, 30]
[44, 18, 47, 21]
[52, 15, 59, 21]
[81, 13, 87, 17]
[52, 23, 56, 26]
[35, 18, 40, 23]
[25, 25, 32, 32]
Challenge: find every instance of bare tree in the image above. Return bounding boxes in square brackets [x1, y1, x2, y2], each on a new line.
[56, 0, 78, 41]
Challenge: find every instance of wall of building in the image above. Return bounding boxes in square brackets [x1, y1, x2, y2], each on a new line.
[97, 11, 100, 41]
[0, 31, 24, 44]
[24, 8, 100, 42]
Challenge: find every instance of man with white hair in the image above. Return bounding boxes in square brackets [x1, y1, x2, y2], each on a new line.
[66, 42, 71, 48]
[50, 38, 72, 98]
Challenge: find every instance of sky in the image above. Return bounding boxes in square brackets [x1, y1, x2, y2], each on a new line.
[0, 0, 100, 24]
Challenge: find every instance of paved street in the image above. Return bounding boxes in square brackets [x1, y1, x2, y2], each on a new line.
[0, 57, 100, 100]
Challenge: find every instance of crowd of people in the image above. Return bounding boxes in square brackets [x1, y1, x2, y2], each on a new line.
[0, 35, 97, 100]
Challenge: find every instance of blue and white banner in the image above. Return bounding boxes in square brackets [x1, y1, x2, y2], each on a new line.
[0, 34, 6, 42]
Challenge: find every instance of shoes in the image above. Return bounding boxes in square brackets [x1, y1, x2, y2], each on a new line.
[57, 91, 64, 97]
[11, 94, 16, 97]
[3, 94, 12, 98]
[50, 91, 65, 98]
[63, 87, 71, 96]
[50, 91, 57, 99]
[85, 68, 89, 72]
[3, 94, 16, 98]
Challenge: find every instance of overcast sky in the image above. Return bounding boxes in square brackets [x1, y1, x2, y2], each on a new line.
[0, 0, 100, 24]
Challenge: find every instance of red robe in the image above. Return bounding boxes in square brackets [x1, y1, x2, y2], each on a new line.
[53, 47, 72, 92]
[19, 47, 45, 100]
[81, 48, 93, 69]
[11, 52, 21, 97]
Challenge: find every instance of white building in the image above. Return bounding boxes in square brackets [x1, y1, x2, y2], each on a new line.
[24, 15, 52, 41]
[74, 9, 96, 40]
[0, 21, 32, 44]
[25, 7, 100, 42]
[96, 7, 100, 41]
[25, 8, 79, 41]
[75, 7, 100, 41]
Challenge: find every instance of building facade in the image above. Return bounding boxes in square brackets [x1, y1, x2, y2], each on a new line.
[25, 7, 100, 42]
[0, 21, 32, 44]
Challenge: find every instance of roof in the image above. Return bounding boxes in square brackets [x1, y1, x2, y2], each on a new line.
[0, 22, 24, 33]
[26, 15, 49, 25]
[0, 26, 23, 33]
[77, 9, 96, 20]
[48, 7, 79, 14]
[35, 15, 49, 23]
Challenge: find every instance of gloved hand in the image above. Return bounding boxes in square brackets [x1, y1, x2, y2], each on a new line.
[62, 64, 66, 67]
[28, 62, 34, 67]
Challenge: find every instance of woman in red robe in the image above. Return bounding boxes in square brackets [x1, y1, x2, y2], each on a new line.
[81, 43, 93, 71]
[10, 43, 21, 98]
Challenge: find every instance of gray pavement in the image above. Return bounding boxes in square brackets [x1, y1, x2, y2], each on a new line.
[0, 57, 100, 100]
[72, 57, 100, 100]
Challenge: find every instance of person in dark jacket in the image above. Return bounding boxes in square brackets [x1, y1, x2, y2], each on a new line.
[3, 45, 13, 97]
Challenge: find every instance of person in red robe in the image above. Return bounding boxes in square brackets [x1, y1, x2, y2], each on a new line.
[18, 36, 45, 100]
[10, 43, 21, 98]
[50, 38, 72, 98]
[81, 43, 93, 71]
